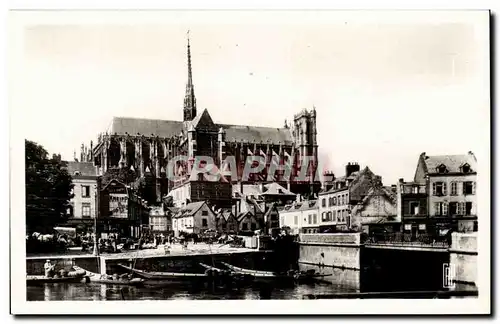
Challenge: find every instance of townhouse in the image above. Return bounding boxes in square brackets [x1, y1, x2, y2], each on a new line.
[279, 199, 319, 234]
[414, 152, 477, 233]
[172, 201, 217, 236]
[318, 163, 382, 232]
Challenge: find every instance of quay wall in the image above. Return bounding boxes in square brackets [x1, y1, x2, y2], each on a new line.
[26, 250, 271, 276]
[26, 256, 98, 275]
[450, 232, 477, 290]
[298, 233, 362, 270]
[102, 250, 270, 275]
[297, 233, 362, 291]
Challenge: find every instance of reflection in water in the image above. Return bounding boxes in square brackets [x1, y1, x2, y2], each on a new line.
[44, 284, 50, 301]
[100, 284, 106, 301]
[299, 263, 360, 292]
[27, 279, 350, 301]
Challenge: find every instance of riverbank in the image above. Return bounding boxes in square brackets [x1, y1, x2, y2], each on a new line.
[27, 243, 258, 260]
[26, 243, 272, 275]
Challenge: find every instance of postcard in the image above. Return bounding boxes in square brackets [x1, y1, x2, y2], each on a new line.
[9, 9, 491, 315]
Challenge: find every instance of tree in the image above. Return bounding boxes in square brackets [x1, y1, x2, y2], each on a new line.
[25, 140, 74, 233]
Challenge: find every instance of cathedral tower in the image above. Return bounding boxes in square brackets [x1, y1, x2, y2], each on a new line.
[183, 31, 197, 121]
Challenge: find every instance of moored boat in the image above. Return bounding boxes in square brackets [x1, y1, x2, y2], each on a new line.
[26, 275, 84, 285]
[199, 263, 227, 272]
[72, 265, 145, 286]
[118, 264, 208, 281]
[220, 262, 333, 282]
[220, 262, 281, 278]
[198, 263, 254, 287]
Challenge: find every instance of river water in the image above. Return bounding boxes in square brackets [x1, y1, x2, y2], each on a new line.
[27, 280, 354, 301]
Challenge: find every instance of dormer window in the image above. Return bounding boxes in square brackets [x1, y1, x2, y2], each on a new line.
[74, 171, 81, 176]
[436, 164, 448, 174]
[461, 163, 471, 173]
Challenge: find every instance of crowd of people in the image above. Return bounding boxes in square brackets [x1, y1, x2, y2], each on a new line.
[28, 228, 252, 255]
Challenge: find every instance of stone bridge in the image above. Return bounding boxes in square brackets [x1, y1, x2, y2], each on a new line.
[298, 232, 477, 291]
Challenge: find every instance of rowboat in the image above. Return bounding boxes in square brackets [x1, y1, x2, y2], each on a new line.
[198, 263, 255, 287]
[72, 265, 145, 286]
[118, 264, 208, 280]
[26, 275, 83, 285]
[199, 263, 227, 272]
[220, 262, 333, 281]
[220, 262, 279, 278]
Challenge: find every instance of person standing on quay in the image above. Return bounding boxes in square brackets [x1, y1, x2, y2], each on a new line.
[44, 260, 54, 278]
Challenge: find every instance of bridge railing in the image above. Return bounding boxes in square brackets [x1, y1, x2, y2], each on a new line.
[363, 233, 450, 248]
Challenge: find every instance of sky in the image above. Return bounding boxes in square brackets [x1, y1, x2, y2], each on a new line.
[10, 10, 490, 185]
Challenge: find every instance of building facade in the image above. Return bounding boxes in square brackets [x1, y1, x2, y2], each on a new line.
[396, 178, 429, 236]
[172, 201, 217, 236]
[98, 178, 150, 238]
[215, 209, 239, 234]
[92, 37, 320, 209]
[63, 161, 98, 231]
[279, 199, 319, 234]
[351, 185, 399, 234]
[318, 163, 382, 232]
[149, 205, 174, 233]
[414, 152, 478, 233]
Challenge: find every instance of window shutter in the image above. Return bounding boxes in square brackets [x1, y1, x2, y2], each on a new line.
[432, 183, 436, 196]
[472, 182, 476, 195]
[463, 182, 466, 195]
[434, 202, 440, 216]
[443, 183, 447, 195]
[443, 202, 448, 216]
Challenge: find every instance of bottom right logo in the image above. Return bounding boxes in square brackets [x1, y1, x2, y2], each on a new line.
[443, 263, 456, 289]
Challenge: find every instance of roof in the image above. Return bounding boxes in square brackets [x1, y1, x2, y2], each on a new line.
[246, 196, 265, 213]
[108, 113, 293, 144]
[281, 199, 318, 213]
[173, 201, 207, 218]
[165, 206, 179, 214]
[109, 116, 184, 138]
[361, 216, 399, 225]
[65, 161, 97, 177]
[261, 183, 295, 196]
[422, 153, 477, 174]
[233, 184, 262, 196]
[219, 123, 292, 144]
[320, 168, 370, 195]
[217, 209, 235, 221]
[237, 211, 257, 222]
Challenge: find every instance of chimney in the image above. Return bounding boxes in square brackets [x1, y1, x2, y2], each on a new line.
[323, 171, 335, 183]
[259, 183, 264, 194]
[345, 162, 360, 177]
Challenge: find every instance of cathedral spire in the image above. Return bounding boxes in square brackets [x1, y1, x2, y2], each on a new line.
[183, 30, 197, 121]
